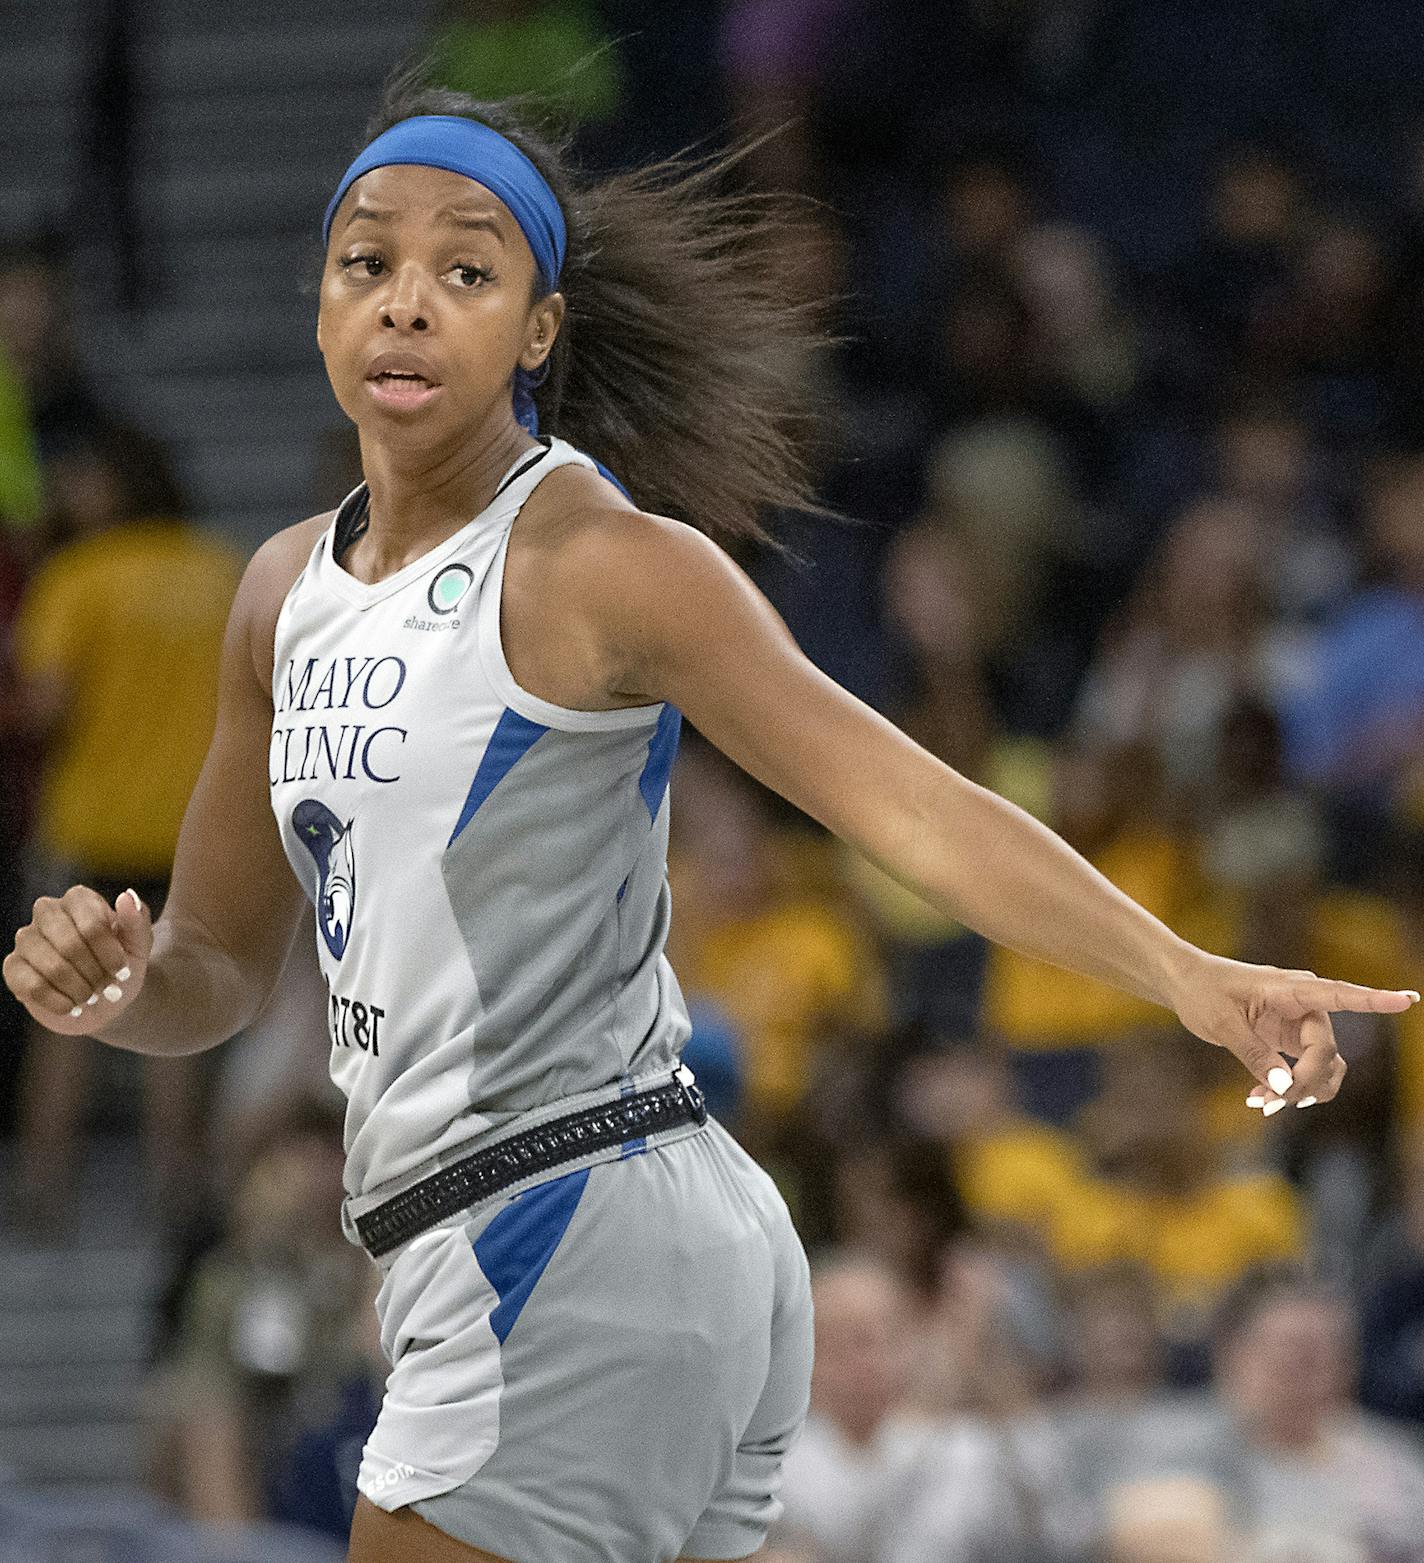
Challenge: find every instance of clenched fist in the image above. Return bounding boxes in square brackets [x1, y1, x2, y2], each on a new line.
[3, 886, 154, 1035]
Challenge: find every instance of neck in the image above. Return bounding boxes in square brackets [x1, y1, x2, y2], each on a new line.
[356, 416, 536, 576]
[1246, 1406, 1328, 1453]
[833, 1411, 885, 1449]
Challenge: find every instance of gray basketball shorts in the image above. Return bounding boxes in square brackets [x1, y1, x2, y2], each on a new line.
[355, 1117, 813, 1562]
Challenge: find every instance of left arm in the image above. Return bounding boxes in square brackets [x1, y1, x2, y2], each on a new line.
[575, 509, 1418, 1109]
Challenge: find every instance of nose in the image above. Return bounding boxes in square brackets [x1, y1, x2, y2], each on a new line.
[380, 264, 429, 332]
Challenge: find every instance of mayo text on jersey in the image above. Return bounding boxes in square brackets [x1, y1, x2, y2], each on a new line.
[277, 654, 407, 714]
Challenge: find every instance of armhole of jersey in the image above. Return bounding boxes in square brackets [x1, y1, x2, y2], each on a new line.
[271, 524, 336, 701]
[476, 498, 665, 735]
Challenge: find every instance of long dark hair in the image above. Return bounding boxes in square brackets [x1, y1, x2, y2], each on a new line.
[358, 75, 830, 547]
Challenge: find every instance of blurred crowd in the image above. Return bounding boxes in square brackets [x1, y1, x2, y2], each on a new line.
[5, 2, 1424, 1560]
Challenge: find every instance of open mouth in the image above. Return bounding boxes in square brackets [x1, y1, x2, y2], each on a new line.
[366, 370, 443, 408]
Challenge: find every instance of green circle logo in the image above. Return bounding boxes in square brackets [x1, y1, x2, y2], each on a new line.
[428, 563, 473, 616]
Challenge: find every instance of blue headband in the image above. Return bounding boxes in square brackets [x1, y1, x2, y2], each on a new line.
[323, 116, 566, 290]
[323, 116, 567, 434]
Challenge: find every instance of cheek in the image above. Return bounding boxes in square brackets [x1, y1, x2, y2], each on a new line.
[316, 306, 368, 392]
[316, 291, 343, 364]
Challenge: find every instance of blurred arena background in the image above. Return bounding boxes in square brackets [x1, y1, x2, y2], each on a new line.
[4, 1, 1424, 1559]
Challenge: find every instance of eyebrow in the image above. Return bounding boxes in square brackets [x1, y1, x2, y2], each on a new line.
[342, 201, 393, 229]
[438, 208, 506, 242]
[341, 201, 505, 243]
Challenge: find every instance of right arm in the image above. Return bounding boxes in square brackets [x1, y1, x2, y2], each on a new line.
[2, 520, 326, 1055]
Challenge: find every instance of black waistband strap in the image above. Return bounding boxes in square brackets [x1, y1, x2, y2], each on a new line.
[355, 1069, 708, 1259]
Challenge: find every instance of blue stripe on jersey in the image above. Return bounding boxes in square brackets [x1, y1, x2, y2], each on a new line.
[638, 704, 682, 822]
[474, 1167, 590, 1345]
[618, 1078, 647, 1159]
[448, 706, 549, 845]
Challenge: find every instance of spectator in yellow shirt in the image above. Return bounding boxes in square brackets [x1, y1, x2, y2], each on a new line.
[1063, 1043, 1305, 1346]
[12, 427, 241, 1231]
[888, 1027, 1086, 1248]
[900, 1027, 1303, 1347]
[986, 741, 1211, 1048]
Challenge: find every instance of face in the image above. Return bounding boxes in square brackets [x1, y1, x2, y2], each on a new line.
[1017, 223, 1109, 337]
[1217, 414, 1309, 508]
[883, 525, 982, 660]
[317, 163, 564, 451]
[668, 747, 773, 909]
[1070, 1283, 1162, 1394]
[1371, 457, 1424, 584]
[234, 1130, 346, 1253]
[1221, 1294, 1355, 1436]
[1213, 152, 1298, 245]
[1158, 497, 1262, 633]
[810, 1262, 912, 1440]
[47, 449, 129, 535]
[944, 163, 1031, 256]
[893, 1048, 1006, 1141]
[0, 262, 62, 385]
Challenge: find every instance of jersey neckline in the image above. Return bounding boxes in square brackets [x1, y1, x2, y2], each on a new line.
[318, 440, 552, 611]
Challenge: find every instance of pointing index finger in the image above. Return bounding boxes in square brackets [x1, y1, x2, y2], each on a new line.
[1298, 978, 1420, 1015]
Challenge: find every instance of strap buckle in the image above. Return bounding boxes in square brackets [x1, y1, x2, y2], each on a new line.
[675, 1063, 708, 1125]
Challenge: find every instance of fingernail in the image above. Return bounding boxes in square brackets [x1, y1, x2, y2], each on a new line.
[69, 1006, 82, 1018]
[103, 984, 123, 1003]
[1296, 1096, 1318, 1109]
[1246, 1095, 1266, 1108]
[122, 889, 141, 913]
[85, 994, 98, 1006]
[1263, 1099, 1287, 1117]
[1406, 991, 1421, 1003]
[115, 967, 131, 983]
[1267, 1067, 1294, 1095]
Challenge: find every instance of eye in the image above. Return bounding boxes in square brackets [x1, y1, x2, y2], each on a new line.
[449, 263, 494, 289]
[337, 254, 384, 278]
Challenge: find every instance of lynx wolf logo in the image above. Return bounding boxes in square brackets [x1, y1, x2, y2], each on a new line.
[293, 800, 356, 959]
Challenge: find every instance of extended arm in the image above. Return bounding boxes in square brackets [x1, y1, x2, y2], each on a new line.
[576, 509, 1417, 1107]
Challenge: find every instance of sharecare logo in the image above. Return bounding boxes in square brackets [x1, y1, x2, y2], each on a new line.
[428, 562, 474, 615]
[367, 1460, 417, 1494]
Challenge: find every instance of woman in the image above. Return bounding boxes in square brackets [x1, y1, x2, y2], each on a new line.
[11, 426, 241, 1232]
[3, 81, 1415, 1563]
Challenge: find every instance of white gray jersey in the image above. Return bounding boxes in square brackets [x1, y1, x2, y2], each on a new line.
[269, 439, 690, 1205]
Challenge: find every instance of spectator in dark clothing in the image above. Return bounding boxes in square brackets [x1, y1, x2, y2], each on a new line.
[1246, 216, 1392, 456]
[1359, 1135, 1424, 1428]
[268, 1267, 384, 1546]
[1156, 144, 1305, 395]
[0, 235, 119, 468]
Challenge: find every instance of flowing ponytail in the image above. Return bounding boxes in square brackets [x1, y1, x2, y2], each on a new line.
[362, 76, 830, 548]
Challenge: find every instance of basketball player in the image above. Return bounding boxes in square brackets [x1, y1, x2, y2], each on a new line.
[5, 84, 1417, 1563]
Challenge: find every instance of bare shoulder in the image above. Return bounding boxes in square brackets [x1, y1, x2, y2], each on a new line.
[502, 462, 741, 708]
[520, 461, 726, 598]
[243, 510, 333, 598]
[234, 510, 335, 689]
[513, 461, 767, 707]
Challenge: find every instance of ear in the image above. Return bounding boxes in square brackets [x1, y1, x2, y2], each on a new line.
[519, 292, 566, 372]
